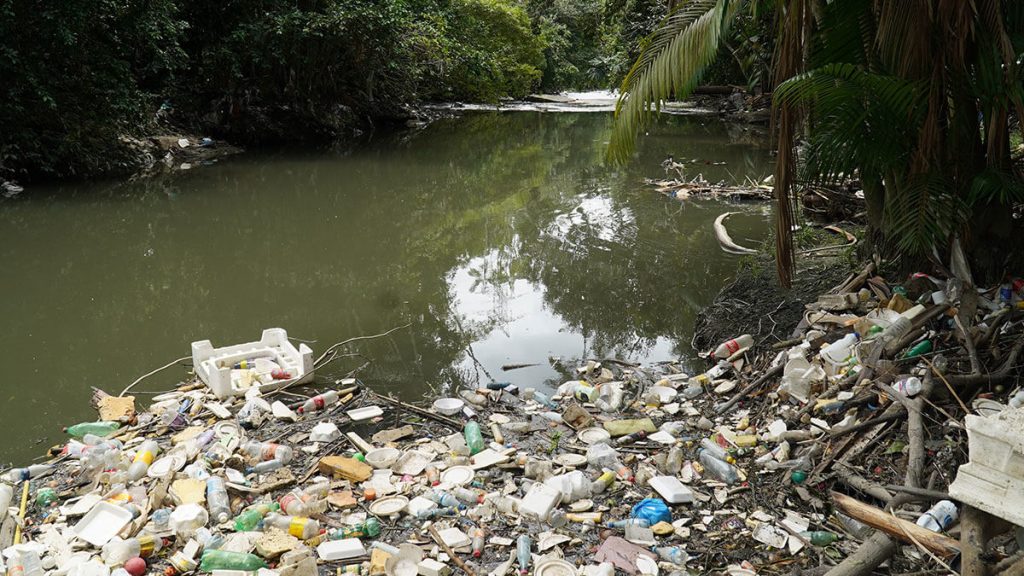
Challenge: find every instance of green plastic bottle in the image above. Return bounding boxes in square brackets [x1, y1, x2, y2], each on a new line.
[333, 518, 381, 539]
[199, 550, 267, 571]
[63, 421, 120, 439]
[233, 502, 280, 532]
[903, 339, 933, 359]
[801, 531, 839, 546]
[464, 421, 485, 455]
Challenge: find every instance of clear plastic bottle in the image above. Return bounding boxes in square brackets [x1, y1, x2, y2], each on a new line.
[297, 390, 340, 415]
[699, 438, 734, 463]
[698, 449, 740, 485]
[471, 528, 485, 557]
[248, 459, 284, 474]
[424, 489, 462, 509]
[102, 534, 164, 565]
[199, 550, 267, 572]
[451, 487, 483, 505]
[128, 440, 160, 481]
[1010, 389, 1024, 409]
[464, 421, 485, 455]
[280, 481, 330, 516]
[547, 509, 567, 528]
[240, 441, 294, 463]
[665, 444, 684, 475]
[206, 477, 231, 523]
[656, 546, 689, 566]
[516, 535, 531, 575]
[263, 513, 320, 539]
[18, 549, 43, 576]
[3, 464, 54, 483]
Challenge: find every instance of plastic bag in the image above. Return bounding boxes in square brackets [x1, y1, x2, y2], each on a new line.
[631, 498, 671, 525]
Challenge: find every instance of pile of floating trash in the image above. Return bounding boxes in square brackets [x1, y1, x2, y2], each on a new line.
[6, 261, 1024, 576]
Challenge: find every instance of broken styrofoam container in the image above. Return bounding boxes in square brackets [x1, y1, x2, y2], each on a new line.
[317, 538, 365, 561]
[648, 476, 694, 504]
[950, 410, 1024, 526]
[436, 527, 471, 549]
[347, 406, 384, 421]
[309, 422, 340, 443]
[417, 558, 451, 576]
[191, 328, 314, 399]
[519, 482, 562, 522]
[72, 501, 133, 546]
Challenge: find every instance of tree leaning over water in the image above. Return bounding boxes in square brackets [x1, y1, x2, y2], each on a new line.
[610, 0, 1024, 286]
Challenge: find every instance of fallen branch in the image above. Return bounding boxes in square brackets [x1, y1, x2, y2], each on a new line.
[715, 363, 784, 415]
[830, 492, 960, 559]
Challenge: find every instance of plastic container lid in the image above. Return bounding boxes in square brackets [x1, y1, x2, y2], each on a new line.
[577, 427, 611, 445]
[368, 495, 409, 517]
[535, 559, 578, 576]
[148, 453, 187, 479]
[554, 453, 588, 467]
[439, 465, 474, 486]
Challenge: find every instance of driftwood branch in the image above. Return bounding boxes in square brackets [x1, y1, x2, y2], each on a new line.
[830, 492, 960, 559]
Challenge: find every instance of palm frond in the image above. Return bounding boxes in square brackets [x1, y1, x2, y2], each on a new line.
[607, 0, 743, 163]
[884, 173, 969, 255]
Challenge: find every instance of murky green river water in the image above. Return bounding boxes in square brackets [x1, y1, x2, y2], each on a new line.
[0, 111, 771, 463]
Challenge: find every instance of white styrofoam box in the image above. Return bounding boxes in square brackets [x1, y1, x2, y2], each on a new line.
[192, 328, 314, 398]
[950, 410, 1024, 527]
[518, 482, 562, 522]
[317, 538, 365, 561]
[418, 558, 451, 576]
[648, 475, 694, 504]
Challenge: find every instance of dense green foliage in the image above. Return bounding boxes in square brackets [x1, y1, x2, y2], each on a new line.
[4, 0, 730, 181]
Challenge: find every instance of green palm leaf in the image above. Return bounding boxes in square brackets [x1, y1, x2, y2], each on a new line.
[607, 0, 744, 163]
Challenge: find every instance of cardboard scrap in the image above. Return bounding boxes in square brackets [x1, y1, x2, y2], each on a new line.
[594, 536, 656, 575]
[371, 425, 415, 445]
[98, 395, 136, 422]
[318, 456, 372, 482]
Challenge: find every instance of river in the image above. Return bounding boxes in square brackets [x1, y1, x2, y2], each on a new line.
[0, 110, 772, 463]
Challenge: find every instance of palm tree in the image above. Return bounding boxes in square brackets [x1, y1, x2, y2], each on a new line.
[610, 0, 1024, 287]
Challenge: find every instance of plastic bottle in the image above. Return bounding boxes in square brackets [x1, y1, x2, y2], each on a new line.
[205, 477, 231, 523]
[656, 546, 689, 566]
[712, 334, 754, 359]
[297, 390, 340, 414]
[594, 383, 624, 412]
[471, 528, 485, 557]
[127, 440, 159, 481]
[547, 509, 567, 528]
[241, 440, 294, 463]
[279, 481, 330, 516]
[665, 445, 684, 475]
[614, 430, 647, 446]
[333, 518, 381, 539]
[263, 513, 320, 539]
[464, 421, 485, 455]
[35, 487, 57, 508]
[879, 304, 925, 353]
[424, 489, 463, 509]
[199, 550, 267, 572]
[903, 339, 933, 359]
[248, 460, 284, 474]
[916, 500, 958, 532]
[516, 535, 531, 575]
[801, 531, 839, 546]
[451, 487, 483, 505]
[821, 333, 859, 366]
[590, 470, 616, 494]
[894, 376, 923, 397]
[414, 507, 459, 520]
[102, 534, 164, 565]
[699, 438, 734, 464]
[64, 421, 121, 438]
[17, 549, 43, 576]
[233, 502, 279, 532]
[1009, 389, 1024, 409]
[3, 464, 54, 483]
[698, 449, 740, 485]
[586, 443, 630, 479]
[606, 518, 649, 530]
[487, 495, 519, 514]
